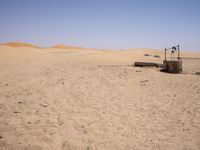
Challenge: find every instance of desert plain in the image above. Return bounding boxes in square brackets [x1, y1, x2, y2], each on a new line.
[0, 42, 200, 150]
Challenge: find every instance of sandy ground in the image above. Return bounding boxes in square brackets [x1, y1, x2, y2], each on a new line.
[0, 44, 200, 150]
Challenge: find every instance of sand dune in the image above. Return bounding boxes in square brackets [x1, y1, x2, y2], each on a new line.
[52, 44, 86, 50]
[0, 42, 40, 48]
[0, 42, 88, 50]
[0, 44, 200, 150]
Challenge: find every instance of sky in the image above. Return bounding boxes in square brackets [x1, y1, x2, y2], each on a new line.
[0, 0, 200, 50]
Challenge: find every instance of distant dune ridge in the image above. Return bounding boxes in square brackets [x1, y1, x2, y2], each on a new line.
[52, 44, 85, 50]
[0, 42, 40, 48]
[0, 42, 87, 50]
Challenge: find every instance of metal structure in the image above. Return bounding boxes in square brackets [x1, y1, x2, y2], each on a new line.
[162, 45, 182, 73]
[164, 45, 180, 61]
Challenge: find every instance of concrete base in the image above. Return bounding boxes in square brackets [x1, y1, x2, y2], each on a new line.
[163, 60, 182, 73]
[135, 62, 163, 67]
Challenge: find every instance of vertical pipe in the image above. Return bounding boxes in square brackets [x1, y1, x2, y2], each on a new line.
[178, 45, 180, 59]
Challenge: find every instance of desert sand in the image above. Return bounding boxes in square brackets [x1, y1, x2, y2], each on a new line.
[0, 42, 200, 150]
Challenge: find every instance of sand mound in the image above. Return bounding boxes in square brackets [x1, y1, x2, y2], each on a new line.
[52, 44, 85, 50]
[0, 42, 40, 48]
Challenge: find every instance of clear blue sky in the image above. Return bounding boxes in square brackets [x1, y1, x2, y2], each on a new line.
[0, 0, 200, 50]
